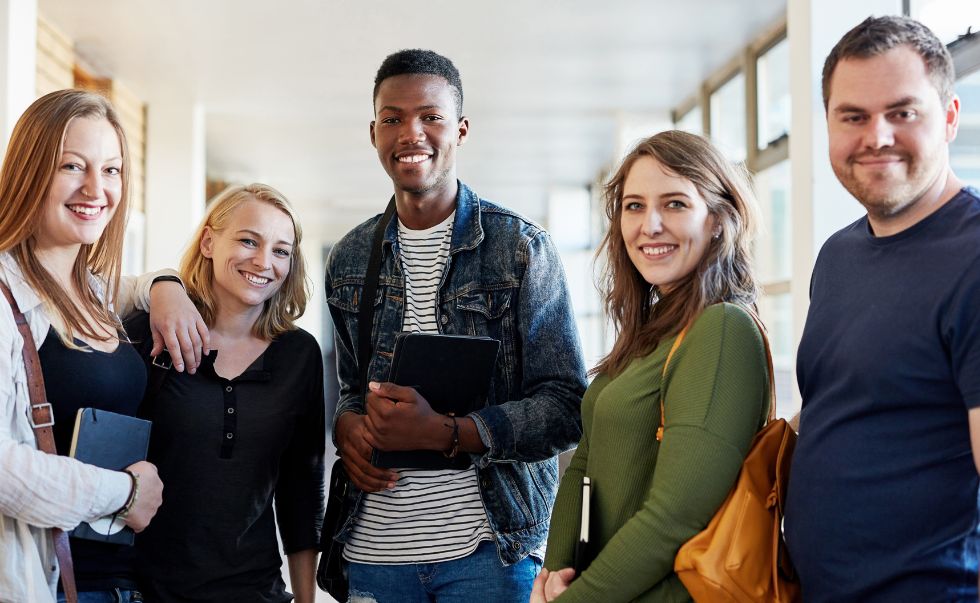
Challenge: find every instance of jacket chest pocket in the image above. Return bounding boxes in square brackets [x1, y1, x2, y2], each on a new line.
[326, 282, 387, 314]
[453, 289, 514, 337]
[452, 289, 517, 400]
[326, 282, 392, 366]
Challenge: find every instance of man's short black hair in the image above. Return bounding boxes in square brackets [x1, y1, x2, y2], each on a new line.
[373, 49, 463, 118]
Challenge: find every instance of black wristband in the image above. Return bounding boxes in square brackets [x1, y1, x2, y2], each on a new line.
[151, 275, 184, 288]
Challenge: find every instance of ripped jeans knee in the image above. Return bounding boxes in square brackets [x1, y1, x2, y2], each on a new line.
[348, 588, 379, 603]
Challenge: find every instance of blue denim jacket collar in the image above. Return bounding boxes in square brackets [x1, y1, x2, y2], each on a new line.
[381, 181, 485, 256]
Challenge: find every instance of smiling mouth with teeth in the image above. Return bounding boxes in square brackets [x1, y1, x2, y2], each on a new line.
[67, 205, 103, 216]
[242, 272, 271, 285]
[641, 245, 676, 257]
[397, 154, 431, 164]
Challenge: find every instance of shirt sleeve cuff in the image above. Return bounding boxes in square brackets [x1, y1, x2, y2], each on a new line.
[92, 470, 132, 519]
[468, 412, 495, 468]
[137, 269, 181, 311]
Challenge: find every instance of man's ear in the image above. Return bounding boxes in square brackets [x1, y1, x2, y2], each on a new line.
[200, 226, 215, 259]
[370, 121, 377, 148]
[945, 94, 960, 143]
[456, 116, 470, 147]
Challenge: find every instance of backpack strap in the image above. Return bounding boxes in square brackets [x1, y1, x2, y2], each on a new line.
[656, 306, 776, 442]
[657, 324, 690, 442]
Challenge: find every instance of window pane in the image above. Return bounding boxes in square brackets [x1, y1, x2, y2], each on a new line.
[758, 292, 797, 418]
[676, 106, 703, 135]
[951, 69, 980, 186]
[548, 187, 592, 250]
[709, 73, 746, 162]
[913, 0, 980, 45]
[754, 160, 792, 283]
[757, 37, 790, 150]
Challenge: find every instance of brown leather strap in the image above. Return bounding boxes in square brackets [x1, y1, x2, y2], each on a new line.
[0, 281, 78, 603]
[657, 324, 690, 442]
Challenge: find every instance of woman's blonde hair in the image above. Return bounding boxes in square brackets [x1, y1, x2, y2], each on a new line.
[180, 183, 309, 339]
[593, 130, 761, 377]
[0, 89, 131, 345]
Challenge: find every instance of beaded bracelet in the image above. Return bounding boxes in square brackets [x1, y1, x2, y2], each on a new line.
[442, 413, 460, 459]
[117, 469, 141, 517]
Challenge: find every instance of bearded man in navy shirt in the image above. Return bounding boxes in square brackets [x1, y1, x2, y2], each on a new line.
[786, 15, 980, 603]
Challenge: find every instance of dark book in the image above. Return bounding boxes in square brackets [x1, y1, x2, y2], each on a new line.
[68, 408, 151, 545]
[373, 333, 499, 470]
[574, 476, 592, 575]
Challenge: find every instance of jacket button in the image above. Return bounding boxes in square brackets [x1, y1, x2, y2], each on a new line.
[513, 542, 522, 550]
[481, 479, 490, 489]
[440, 315, 448, 325]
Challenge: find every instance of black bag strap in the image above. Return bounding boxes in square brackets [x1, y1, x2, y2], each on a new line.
[316, 198, 395, 601]
[357, 197, 397, 391]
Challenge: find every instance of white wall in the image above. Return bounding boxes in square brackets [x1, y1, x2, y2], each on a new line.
[0, 0, 36, 146]
[143, 97, 206, 271]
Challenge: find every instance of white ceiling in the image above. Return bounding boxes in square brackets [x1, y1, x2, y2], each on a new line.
[38, 0, 786, 241]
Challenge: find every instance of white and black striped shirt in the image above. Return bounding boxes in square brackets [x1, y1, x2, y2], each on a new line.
[344, 212, 493, 564]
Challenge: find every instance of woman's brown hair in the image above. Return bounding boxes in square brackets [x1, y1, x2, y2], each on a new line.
[0, 89, 131, 345]
[593, 130, 760, 377]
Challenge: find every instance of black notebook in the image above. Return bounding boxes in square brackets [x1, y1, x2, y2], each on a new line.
[68, 408, 151, 545]
[574, 476, 592, 574]
[373, 333, 500, 470]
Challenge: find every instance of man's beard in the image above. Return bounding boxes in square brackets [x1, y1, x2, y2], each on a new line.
[834, 150, 929, 219]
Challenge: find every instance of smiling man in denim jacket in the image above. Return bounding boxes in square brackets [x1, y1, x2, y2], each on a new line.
[324, 49, 587, 602]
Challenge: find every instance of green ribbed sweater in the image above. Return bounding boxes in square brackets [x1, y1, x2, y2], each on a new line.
[544, 303, 769, 602]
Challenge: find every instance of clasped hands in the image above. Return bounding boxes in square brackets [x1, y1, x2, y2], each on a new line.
[336, 382, 449, 492]
[530, 567, 576, 602]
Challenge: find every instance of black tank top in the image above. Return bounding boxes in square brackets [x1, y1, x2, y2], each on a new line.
[38, 327, 147, 592]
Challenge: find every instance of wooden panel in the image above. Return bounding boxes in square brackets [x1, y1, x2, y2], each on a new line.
[109, 81, 147, 213]
[36, 15, 74, 97]
[206, 179, 232, 203]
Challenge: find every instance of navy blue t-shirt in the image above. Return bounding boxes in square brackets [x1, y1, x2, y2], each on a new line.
[786, 187, 980, 602]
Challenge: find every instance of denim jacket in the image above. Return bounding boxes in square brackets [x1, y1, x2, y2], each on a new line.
[325, 181, 587, 564]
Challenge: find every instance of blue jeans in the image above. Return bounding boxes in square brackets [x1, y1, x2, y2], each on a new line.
[57, 589, 141, 603]
[347, 541, 541, 603]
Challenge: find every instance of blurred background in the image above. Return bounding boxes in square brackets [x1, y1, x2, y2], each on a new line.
[3, 1, 977, 600]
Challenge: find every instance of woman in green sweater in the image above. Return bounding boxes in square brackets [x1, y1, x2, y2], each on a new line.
[533, 130, 770, 602]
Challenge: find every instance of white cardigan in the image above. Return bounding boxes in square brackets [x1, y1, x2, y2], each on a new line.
[0, 253, 160, 603]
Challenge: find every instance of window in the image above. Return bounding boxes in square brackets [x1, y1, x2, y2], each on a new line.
[709, 73, 747, 162]
[548, 186, 609, 369]
[912, 0, 980, 45]
[754, 161, 791, 284]
[676, 106, 703, 135]
[754, 160, 793, 416]
[951, 68, 980, 186]
[756, 37, 790, 151]
[758, 292, 794, 416]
